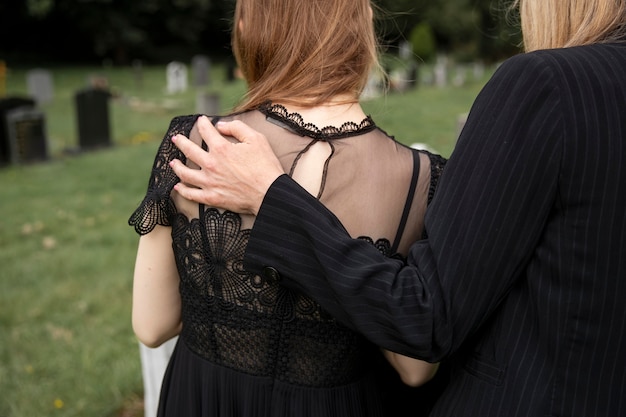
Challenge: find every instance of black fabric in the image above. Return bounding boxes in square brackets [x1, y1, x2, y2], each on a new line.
[129, 103, 447, 417]
[242, 43, 626, 417]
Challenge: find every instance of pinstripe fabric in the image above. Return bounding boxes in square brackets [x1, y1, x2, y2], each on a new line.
[244, 42, 626, 417]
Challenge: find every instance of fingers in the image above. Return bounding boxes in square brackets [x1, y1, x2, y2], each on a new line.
[169, 158, 205, 188]
[171, 133, 207, 168]
[197, 115, 229, 149]
[172, 181, 208, 203]
[214, 119, 267, 145]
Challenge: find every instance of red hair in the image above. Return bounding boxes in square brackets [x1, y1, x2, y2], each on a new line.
[232, 0, 379, 111]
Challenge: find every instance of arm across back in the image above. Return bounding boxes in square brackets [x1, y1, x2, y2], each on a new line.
[243, 52, 563, 361]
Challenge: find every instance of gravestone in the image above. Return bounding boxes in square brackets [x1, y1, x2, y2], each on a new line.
[140, 337, 177, 417]
[75, 88, 112, 150]
[26, 69, 54, 105]
[166, 61, 188, 94]
[434, 62, 447, 88]
[5, 107, 48, 164]
[457, 113, 468, 142]
[191, 55, 211, 87]
[361, 70, 382, 100]
[196, 93, 220, 115]
[133, 59, 143, 90]
[0, 97, 36, 166]
[87, 74, 109, 91]
[0, 60, 6, 97]
[406, 61, 419, 90]
[399, 41, 412, 61]
[452, 66, 466, 87]
[226, 59, 237, 82]
[473, 61, 485, 81]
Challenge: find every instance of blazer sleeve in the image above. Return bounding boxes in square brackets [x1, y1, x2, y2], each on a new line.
[243, 52, 564, 362]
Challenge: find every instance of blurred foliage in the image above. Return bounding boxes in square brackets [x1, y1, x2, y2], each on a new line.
[409, 22, 437, 63]
[1, 0, 521, 66]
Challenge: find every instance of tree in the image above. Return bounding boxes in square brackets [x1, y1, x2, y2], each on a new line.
[409, 22, 436, 63]
[1, 0, 519, 65]
[2, 0, 234, 64]
[375, 0, 520, 63]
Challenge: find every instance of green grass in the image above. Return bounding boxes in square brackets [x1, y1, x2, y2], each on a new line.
[0, 63, 491, 416]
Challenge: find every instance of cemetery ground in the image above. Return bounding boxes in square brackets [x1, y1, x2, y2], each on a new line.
[0, 62, 492, 417]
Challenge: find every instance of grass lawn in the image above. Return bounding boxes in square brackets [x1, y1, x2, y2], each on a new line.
[0, 62, 491, 416]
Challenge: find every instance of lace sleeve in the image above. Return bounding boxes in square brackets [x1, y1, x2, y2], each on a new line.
[425, 151, 447, 205]
[128, 115, 200, 235]
[419, 151, 447, 240]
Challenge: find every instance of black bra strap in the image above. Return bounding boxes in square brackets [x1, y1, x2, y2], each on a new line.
[391, 150, 420, 253]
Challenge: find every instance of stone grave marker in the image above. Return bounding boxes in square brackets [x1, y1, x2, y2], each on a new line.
[452, 66, 466, 87]
[26, 68, 54, 105]
[0, 97, 36, 166]
[5, 106, 48, 164]
[133, 59, 143, 90]
[75, 88, 112, 150]
[434, 62, 447, 88]
[0, 61, 6, 97]
[196, 93, 220, 115]
[473, 61, 485, 81]
[166, 61, 188, 94]
[191, 55, 211, 87]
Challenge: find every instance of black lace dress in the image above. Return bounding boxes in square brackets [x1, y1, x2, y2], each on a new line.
[129, 103, 447, 417]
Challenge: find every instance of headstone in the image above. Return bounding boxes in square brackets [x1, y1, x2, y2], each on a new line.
[133, 59, 143, 90]
[473, 61, 485, 81]
[87, 74, 109, 90]
[406, 61, 419, 90]
[226, 59, 237, 82]
[388, 69, 408, 93]
[196, 93, 220, 115]
[399, 41, 412, 61]
[191, 55, 211, 87]
[434, 62, 447, 88]
[361, 70, 382, 100]
[457, 113, 468, 141]
[166, 61, 188, 94]
[452, 66, 466, 87]
[140, 337, 177, 417]
[0, 61, 6, 97]
[0, 97, 36, 166]
[26, 69, 54, 105]
[5, 107, 48, 164]
[75, 88, 112, 150]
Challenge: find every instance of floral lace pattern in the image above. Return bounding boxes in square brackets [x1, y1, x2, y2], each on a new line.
[128, 110, 447, 388]
[172, 206, 367, 386]
[128, 115, 199, 234]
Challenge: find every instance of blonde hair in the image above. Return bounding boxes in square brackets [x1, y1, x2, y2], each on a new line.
[512, 0, 626, 51]
[232, 0, 379, 112]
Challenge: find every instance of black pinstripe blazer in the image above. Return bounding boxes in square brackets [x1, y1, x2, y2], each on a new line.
[243, 42, 626, 416]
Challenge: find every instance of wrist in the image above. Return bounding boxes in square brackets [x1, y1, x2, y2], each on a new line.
[252, 173, 283, 215]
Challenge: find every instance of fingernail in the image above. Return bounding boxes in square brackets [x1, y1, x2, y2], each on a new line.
[169, 161, 175, 167]
[171, 135, 177, 142]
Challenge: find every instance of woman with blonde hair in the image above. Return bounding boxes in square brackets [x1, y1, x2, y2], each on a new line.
[129, 0, 445, 415]
[167, 0, 626, 415]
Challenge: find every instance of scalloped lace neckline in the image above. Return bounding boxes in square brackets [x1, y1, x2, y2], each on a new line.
[258, 102, 376, 140]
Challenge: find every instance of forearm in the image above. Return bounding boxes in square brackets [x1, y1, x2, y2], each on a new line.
[383, 350, 439, 387]
[243, 56, 563, 363]
[244, 175, 450, 360]
[132, 226, 182, 347]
